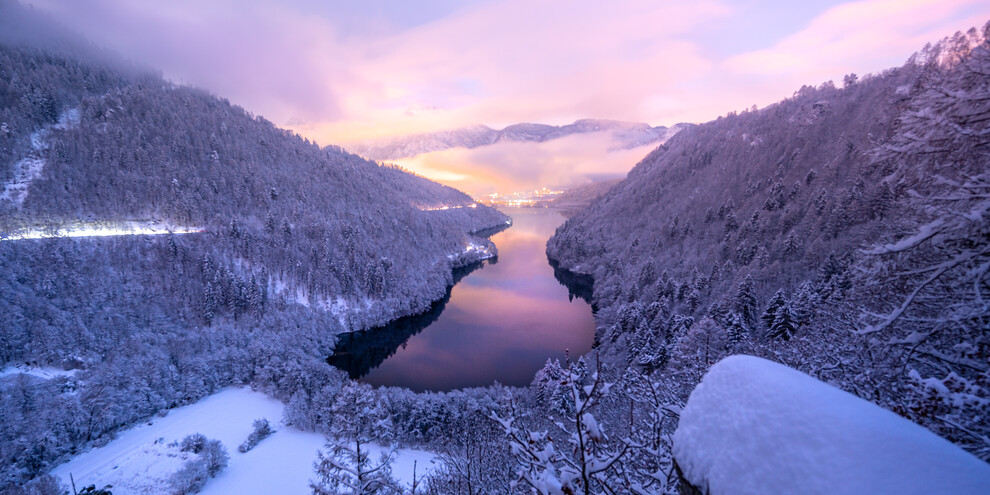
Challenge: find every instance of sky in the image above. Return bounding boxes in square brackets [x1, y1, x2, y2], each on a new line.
[23, 0, 990, 193]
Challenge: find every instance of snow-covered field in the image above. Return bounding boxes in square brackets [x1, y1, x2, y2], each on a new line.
[673, 355, 990, 495]
[51, 387, 436, 495]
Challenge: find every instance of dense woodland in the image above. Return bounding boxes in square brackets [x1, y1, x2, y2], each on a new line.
[1, 1, 987, 493]
[548, 21, 990, 469]
[0, 3, 508, 490]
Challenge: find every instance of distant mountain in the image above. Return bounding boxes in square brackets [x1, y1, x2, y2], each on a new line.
[346, 119, 688, 161]
[547, 24, 989, 462]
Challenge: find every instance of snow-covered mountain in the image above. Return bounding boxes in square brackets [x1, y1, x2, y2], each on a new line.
[0, 2, 507, 488]
[346, 119, 687, 161]
[547, 22, 990, 462]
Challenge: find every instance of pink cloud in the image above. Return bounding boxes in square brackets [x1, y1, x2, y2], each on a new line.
[724, 0, 990, 108]
[26, 0, 990, 147]
[393, 133, 659, 196]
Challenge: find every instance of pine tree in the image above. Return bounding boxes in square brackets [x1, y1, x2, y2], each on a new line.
[312, 441, 399, 495]
[203, 281, 216, 325]
[311, 383, 400, 495]
[734, 275, 758, 327]
[790, 281, 817, 327]
[726, 311, 748, 350]
[767, 304, 797, 341]
[871, 182, 894, 219]
[687, 288, 702, 313]
[761, 289, 787, 329]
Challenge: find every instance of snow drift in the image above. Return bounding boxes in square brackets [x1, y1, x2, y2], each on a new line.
[673, 355, 990, 495]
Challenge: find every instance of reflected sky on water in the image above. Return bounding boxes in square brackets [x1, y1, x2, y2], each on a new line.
[340, 207, 596, 392]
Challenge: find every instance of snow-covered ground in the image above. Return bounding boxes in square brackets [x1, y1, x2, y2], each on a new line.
[51, 387, 436, 495]
[447, 240, 495, 263]
[1, 108, 79, 206]
[1, 220, 203, 241]
[673, 355, 990, 495]
[0, 363, 77, 381]
[0, 129, 48, 206]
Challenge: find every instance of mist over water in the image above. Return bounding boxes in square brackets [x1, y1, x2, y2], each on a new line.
[332, 207, 597, 392]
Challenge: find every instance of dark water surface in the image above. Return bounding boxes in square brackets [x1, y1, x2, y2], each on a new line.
[328, 207, 597, 392]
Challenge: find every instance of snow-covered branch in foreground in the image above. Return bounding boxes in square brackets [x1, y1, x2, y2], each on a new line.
[673, 355, 990, 495]
[495, 360, 647, 495]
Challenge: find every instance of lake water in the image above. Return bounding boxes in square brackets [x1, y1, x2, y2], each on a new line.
[328, 207, 597, 392]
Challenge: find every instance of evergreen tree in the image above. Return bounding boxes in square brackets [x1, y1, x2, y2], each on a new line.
[768, 304, 797, 341]
[725, 312, 748, 350]
[734, 275, 758, 328]
[790, 281, 817, 327]
[312, 442, 400, 495]
[761, 289, 787, 329]
[312, 383, 400, 495]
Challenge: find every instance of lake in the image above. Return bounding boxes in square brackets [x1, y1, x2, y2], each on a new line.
[328, 207, 597, 392]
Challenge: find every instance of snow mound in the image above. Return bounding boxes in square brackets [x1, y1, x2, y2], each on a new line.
[672, 355, 990, 495]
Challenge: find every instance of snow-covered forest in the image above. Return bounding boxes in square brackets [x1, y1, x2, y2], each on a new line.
[0, 3, 509, 490]
[1, 0, 988, 493]
[548, 19, 990, 472]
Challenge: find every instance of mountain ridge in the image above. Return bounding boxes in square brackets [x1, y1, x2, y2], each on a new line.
[547, 22, 989, 460]
[345, 118, 689, 161]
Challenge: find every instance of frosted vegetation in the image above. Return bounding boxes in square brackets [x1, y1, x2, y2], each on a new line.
[0, 3, 506, 490]
[548, 20, 990, 474]
[673, 356, 990, 495]
[1, 1, 988, 493]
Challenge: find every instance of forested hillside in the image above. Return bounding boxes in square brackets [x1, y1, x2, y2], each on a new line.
[548, 23, 989, 460]
[0, 2, 506, 487]
[2, 2, 987, 492]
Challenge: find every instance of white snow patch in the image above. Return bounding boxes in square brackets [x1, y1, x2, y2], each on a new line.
[54, 108, 81, 130]
[1, 108, 80, 206]
[446, 240, 493, 261]
[673, 355, 990, 495]
[51, 387, 435, 495]
[1, 130, 48, 206]
[0, 363, 78, 380]
[1, 221, 203, 241]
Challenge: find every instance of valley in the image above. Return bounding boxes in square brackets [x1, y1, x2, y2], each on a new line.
[1, 2, 988, 494]
[329, 207, 596, 392]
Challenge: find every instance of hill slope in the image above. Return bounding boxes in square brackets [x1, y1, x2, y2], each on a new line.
[548, 24, 989, 458]
[0, 1, 506, 486]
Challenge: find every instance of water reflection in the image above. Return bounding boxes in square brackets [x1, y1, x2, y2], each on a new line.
[549, 257, 595, 308]
[328, 207, 597, 392]
[326, 262, 485, 379]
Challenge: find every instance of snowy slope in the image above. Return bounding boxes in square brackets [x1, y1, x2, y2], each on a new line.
[673, 355, 990, 495]
[0, 129, 47, 206]
[1, 109, 79, 206]
[0, 363, 77, 381]
[51, 387, 435, 495]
